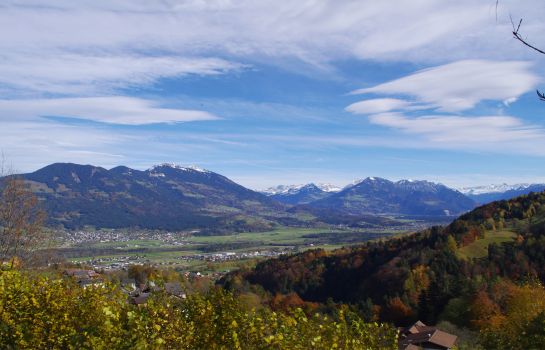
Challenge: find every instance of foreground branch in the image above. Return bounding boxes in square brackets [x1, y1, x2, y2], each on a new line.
[512, 18, 545, 55]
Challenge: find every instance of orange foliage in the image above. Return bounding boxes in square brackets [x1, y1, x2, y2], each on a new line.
[381, 297, 414, 324]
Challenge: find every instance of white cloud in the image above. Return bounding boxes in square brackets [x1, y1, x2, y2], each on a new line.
[351, 60, 539, 112]
[0, 1, 544, 96]
[0, 54, 242, 95]
[345, 59, 545, 156]
[346, 98, 418, 114]
[0, 97, 218, 125]
[368, 112, 545, 155]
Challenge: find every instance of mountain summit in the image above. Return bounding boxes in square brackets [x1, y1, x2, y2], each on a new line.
[18, 163, 289, 231]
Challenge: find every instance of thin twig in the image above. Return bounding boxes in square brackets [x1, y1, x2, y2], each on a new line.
[512, 18, 545, 55]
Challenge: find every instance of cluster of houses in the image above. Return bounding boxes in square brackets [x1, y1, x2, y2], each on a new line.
[63, 269, 459, 349]
[63, 269, 186, 305]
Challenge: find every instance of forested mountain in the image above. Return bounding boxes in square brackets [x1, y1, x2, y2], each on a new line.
[17, 163, 298, 231]
[307, 177, 476, 217]
[223, 190, 545, 347]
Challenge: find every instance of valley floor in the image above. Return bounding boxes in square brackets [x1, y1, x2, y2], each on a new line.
[50, 219, 439, 274]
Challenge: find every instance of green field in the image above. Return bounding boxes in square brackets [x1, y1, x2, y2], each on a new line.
[62, 226, 408, 271]
[457, 230, 517, 259]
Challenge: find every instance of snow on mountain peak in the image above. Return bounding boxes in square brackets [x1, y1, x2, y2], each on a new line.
[458, 183, 531, 195]
[149, 163, 210, 173]
[315, 183, 342, 192]
[262, 183, 341, 195]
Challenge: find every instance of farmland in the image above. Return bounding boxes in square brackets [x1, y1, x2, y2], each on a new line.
[456, 230, 517, 259]
[53, 223, 431, 273]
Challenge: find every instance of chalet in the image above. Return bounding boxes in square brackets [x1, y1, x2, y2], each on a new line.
[63, 269, 103, 288]
[398, 321, 457, 350]
[128, 281, 186, 305]
[164, 282, 186, 299]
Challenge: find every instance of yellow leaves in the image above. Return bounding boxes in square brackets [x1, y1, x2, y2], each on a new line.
[102, 306, 113, 317]
[0, 270, 398, 350]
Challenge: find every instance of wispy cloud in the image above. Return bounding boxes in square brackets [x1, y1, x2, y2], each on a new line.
[368, 112, 545, 155]
[346, 98, 422, 114]
[351, 60, 539, 112]
[346, 59, 545, 157]
[1, 1, 544, 97]
[0, 97, 218, 125]
[0, 54, 243, 96]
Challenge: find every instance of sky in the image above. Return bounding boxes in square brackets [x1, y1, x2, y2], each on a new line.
[2, 0, 545, 190]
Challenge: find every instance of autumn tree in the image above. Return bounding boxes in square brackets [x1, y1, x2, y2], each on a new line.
[0, 171, 46, 267]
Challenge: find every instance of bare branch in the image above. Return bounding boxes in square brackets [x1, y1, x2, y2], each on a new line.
[512, 18, 545, 55]
[538, 90, 545, 101]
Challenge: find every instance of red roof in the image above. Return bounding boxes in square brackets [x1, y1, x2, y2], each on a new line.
[399, 321, 457, 350]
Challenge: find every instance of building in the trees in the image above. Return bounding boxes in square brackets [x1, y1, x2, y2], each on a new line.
[63, 269, 103, 288]
[398, 320, 457, 350]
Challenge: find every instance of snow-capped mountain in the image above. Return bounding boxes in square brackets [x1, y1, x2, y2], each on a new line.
[262, 183, 341, 205]
[459, 183, 545, 203]
[149, 163, 210, 174]
[458, 183, 531, 195]
[262, 183, 341, 196]
[316, 183, 342, 193]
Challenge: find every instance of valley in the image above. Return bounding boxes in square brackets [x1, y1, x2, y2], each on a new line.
[52, 221, 436, 272]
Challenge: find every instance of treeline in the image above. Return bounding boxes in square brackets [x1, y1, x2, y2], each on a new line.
[221, 191, 545, 348]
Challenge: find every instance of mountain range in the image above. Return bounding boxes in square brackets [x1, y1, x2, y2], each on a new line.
[306, 177, 475, 217]
[8, 162, 545, 231]
[262, 183, 341, 205]
[459, 183, 545, 203]
[18, 163, 294, 232]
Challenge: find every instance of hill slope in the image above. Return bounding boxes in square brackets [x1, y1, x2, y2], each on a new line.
[223, 190, 545, 326]
[17, 163, 294, 231]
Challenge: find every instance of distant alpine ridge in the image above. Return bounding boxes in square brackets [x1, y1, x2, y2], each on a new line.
[306, 177, 475, 216]
[263, 177, 475, 216]
[459, 183, 545, 203]
[262, 183, 341, 195]
[8, 163, 545, 231]
[262, 183, 341, 205]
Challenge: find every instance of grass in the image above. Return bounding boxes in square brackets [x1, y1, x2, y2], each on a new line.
[457, 230, 517, 259]
[65, 225, 416, 270]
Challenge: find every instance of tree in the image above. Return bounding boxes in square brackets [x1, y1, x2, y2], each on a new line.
[0, 174, 46, 267]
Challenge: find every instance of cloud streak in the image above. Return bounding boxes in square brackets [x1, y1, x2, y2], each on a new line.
[1, 1, 544, 96]
[0, 97, 218, 125]
[351, 60, 539, 112]
[346, 59, 545, 157]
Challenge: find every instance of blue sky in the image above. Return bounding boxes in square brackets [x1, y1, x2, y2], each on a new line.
[2, 1, 545, 189]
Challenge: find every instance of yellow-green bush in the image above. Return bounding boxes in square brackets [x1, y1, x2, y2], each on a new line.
[0, 270, 397, 349]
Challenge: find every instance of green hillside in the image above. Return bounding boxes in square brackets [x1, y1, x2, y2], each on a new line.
[456, 230, 516, 259]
